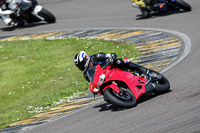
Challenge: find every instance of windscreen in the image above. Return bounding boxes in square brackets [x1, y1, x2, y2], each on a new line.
[20, 0, 32, 11]
[86, 66, 96, 82]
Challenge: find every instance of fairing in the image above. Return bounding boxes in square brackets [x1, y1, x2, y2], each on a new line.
[87, 64, 148, 100]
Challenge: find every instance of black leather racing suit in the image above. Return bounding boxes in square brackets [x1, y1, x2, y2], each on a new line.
[83, 53, 148, 82]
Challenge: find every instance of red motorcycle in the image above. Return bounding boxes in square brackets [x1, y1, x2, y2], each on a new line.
[86, 64, 170, 108]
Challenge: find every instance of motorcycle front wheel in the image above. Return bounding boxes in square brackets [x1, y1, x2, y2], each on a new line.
[38, 8, 56, 23]
[104, 87, 136, 108]
[175, 0, 191, 11]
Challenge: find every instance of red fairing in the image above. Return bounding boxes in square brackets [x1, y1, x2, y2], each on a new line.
[103, 83, 120, 93]
[89, 64, 147, 100]
[102, 67, 147, 100]
[87, 63, 170, 108]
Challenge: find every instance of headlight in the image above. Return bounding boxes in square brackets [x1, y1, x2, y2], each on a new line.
[93, 87, 100, 92]
[98, 74, 106, 86]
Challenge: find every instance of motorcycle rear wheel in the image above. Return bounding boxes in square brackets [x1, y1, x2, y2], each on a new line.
[175, 0, 191, 11]
[104, 87, 136, 108]
[150, 70, 170, 94]
[39, 8, 56, 23]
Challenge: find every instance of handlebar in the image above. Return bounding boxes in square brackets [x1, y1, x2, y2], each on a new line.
[102, 63, 109, 69]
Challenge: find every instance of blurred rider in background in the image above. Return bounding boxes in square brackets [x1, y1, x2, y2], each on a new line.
[131, 0, 154, 19]
[0, 0, 15, 26]
[74, 51, 150, 82]
[0, 0, 40, 27]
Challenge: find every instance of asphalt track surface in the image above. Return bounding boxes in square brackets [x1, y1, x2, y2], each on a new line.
[0, 0, 200, 133]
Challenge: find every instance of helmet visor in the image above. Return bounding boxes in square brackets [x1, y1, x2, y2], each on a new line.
[84, 57, 90, 70]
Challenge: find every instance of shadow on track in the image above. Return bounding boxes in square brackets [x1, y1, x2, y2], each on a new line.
[0, 22, 48, 32]
[93, 90, 172, 112]
[136, 10, 189, 20]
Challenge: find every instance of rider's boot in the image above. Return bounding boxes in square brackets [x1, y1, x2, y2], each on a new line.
[138, 65, 160, 79]
[128, 62, 149, 75]
[139, 66, 149, 75]
[139, 65, 161, 79]
[139, 7, 150, 19]
[139, 0, 155, 19]
[114, 59, 150, 76]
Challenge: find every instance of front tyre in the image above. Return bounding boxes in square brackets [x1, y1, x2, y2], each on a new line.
[175, 0, 192, 11]
[104, 87, 136, 108]
[38, 8, 56, 23]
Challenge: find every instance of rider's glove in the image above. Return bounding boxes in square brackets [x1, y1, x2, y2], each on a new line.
[106, 57, 114, 66]
[106, 53, 117, 64]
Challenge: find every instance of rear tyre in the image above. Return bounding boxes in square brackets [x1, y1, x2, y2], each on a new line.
[175, 0, 191, 11]
[104, 87, 136, 108]
[39, 8, 56, 23]
[150, 70, 170, 94]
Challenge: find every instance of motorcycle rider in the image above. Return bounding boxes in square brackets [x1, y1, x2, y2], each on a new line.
[131, 0, 154, 19]
[0, 0, 14, 26]
[0, 0, 45, 27]
[74, 51, 150, 82]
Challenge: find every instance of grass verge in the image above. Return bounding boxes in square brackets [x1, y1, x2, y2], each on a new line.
[0, 37, 139, 129]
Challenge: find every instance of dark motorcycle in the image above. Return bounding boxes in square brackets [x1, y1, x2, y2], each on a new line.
[151, 0, 191, 12]
[131, 0, 191, 18]
[10, 0, 56, 27]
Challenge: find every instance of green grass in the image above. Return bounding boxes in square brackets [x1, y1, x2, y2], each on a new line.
[0, 37, 139, 129]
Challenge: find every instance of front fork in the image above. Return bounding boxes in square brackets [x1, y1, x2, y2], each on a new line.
[31, 5, 44, 20]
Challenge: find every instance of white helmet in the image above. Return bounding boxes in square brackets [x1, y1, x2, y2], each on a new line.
[74, 51, 90, 71]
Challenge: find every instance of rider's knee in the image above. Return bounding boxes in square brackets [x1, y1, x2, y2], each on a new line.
[1, 15, 12, 25]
